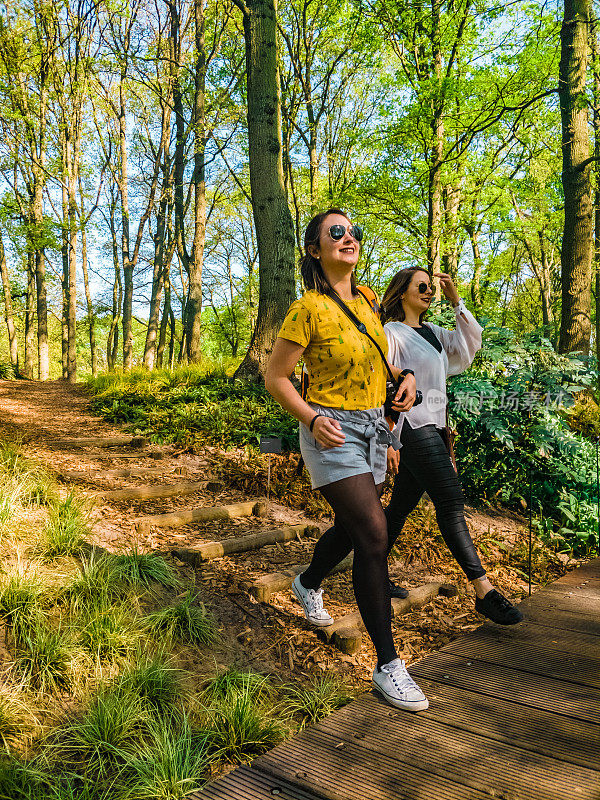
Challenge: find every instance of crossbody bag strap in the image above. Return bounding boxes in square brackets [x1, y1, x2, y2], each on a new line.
[327, 290, 395, 382]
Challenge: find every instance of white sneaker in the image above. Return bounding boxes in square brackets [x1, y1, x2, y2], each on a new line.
[372, 658, 429, 712]
[292, 574, 333, 627]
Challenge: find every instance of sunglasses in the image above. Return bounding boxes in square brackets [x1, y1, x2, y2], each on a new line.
[328, 224, 363, 242]
[417, 281, 432, 294]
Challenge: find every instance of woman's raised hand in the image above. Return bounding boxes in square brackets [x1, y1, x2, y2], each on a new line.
[434, 272, 460, 306]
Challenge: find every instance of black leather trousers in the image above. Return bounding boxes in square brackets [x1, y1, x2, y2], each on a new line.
[386, 421, 486, 581]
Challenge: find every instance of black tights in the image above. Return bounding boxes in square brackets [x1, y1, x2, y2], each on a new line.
[300, 473, 397, 667]
[386, 421, 486, 581]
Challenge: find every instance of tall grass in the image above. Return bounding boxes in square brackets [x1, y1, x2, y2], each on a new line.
[0, 681, 37, 752]
[113, 656, 185, 716]
[60, 554, 127, 612]
[13, 623, 77, 694]
[77, 604, 143, 665]
[0, 442, 54, 507]
[113, 550, 180, 591]
[281, 676, 353, 726]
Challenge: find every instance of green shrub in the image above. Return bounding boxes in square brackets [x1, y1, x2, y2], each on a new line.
[144, 593, 216, 646]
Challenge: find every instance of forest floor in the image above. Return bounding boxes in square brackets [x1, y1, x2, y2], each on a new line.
[0, 378, 579, 699]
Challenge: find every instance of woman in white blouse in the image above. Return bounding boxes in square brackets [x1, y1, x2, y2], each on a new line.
[382, 267, 522, 625]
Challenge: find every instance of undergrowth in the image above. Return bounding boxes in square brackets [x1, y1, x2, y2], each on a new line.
[0, 436, 356, 797]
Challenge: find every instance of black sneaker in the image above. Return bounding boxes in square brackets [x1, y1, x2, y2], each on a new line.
[475, 589, 523, 625]
[388, 579, 409, 600]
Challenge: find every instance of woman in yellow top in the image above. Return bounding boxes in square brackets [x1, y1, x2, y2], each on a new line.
[266, 208, 429, 713]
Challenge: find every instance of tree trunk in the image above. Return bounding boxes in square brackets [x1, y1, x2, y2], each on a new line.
[592, 18, 600, 386]
[0, 234, 19, 373]
[24, 253, 35, 379]
[558, 0, 593, 354]
[81, 221, 97, 377]
[467, 224, 483, 313]
[107, 196, 122, 372]
[234, 0, 295, 379]
[427, 0, 444, 287]
[185, 0, 206, 364]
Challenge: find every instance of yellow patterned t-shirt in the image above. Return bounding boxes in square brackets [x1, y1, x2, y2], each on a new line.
[278, 290, 387, 409]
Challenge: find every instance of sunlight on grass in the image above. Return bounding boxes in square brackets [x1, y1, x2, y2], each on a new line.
[143, 592, 216, 646]
[280, 675, 353, 726]
[41, 493, 90, 559]
[113, 550, 181, 591]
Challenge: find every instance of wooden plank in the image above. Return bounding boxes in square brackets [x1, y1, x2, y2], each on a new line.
[97, 481, 207, 502]
[550, 558, 600, 588]
[442, 631, 600, 688]
[194, 765, 323, 800]
[306, 698, 600, 800]
[410, 679, 600, 771]
[518, 589, 600, 617]
[514, 605, 600, 636]
[173, 524, 312, 563]
[135, 500, 268, 528]
[254, 725, 493, 800]
[409, 650, 600, 722]
[441, 619, 600, 656]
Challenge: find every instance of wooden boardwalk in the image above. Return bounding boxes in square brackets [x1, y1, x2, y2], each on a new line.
[193, 558, 600, 800]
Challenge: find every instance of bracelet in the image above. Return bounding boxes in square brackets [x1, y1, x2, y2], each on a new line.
[309, 414, 323, 432]
[399, 368, 414, 379]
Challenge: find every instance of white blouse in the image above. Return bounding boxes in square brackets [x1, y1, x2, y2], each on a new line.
[384, 299, 483, 432]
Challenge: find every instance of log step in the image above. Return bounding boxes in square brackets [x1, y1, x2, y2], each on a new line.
[97, 481, 208, 503]
[318, 582, 458, 654]
[245, 554, 353, 602]
[51, 435, 148, 448]
[172, 523, 319, 563]
[135, 499, 268, 530]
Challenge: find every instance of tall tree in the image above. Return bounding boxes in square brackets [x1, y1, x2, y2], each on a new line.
[558, 0, 593, 354]
[233, 0, 295, 378]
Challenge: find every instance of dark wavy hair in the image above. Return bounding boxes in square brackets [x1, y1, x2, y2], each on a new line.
[299, 208, 358, 295]
[381, 267, 431, 323]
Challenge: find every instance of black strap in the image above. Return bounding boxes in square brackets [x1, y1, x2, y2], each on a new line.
[328, 290, 396, 382]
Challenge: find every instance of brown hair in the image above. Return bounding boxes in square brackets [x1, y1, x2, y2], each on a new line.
[299, 208, 358, 295]
[381, 267, 431, 323]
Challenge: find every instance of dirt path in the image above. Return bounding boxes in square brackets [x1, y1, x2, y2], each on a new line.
[0, 378, 568, 688]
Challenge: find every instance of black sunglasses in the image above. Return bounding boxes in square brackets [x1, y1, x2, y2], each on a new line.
[328, 224, 363, 242]
[417, 281, 432, 294]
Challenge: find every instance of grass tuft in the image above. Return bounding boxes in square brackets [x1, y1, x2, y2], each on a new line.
[201, 667, 268, 703]
[41, 493, 90, 559]
[0, 441, 55, 507]
[280, 676, 353, 726]
[113, 656, 185, 716]
[0, 569, 46, 646]
[60, 554, 126, 612]
[200, 682, 284, 764]
[77, 604, 143, 664]
[48, 689, 149, 780]
[0, 681, 37, 751]
[121, 715, 208, 799]
[0, 756, 46, 800]
[13, 623, 76, 694]
[144, 592, 216, 646]
[113, 550, 181, 591]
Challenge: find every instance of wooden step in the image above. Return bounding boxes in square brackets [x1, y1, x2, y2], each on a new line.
[245, 555, 353, 602]
[135, 499, 268, 530]
[173, 523, 318, 563]
[51, 435, 148, 449]
[97, 481, 208, 503]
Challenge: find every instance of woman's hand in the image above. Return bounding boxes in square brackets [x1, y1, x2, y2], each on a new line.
[434, 272, 460, 306]
[312, 415, 345, 448]
[387, 446, 400, 475]
[392, 372, 416, 412]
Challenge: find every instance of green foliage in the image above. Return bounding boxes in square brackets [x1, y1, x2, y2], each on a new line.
[0, 569, 46, 645]
[144, 592, 216, 646]
[0, 363, 15, 380]
[41, 493, 90, 559]
[113, 551, 181, 591]
[112, 657, 185, 716]
[200, 667, 268, 704]
[60, 553, 128, 612]
[87, 369, 299, 451]
[0, 442, 54, 506]
[0, 757, 46, 800]
[450, 329, 599, 554]
[13, 623, 76, 693]
[280, 676, 353, 726]
[77, 604, 143, 664]
[0, 682, 36, 751]
[120, 716, 208, 800]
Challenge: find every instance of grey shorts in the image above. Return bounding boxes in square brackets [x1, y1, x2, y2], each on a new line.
[299, 405, 398, 490]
